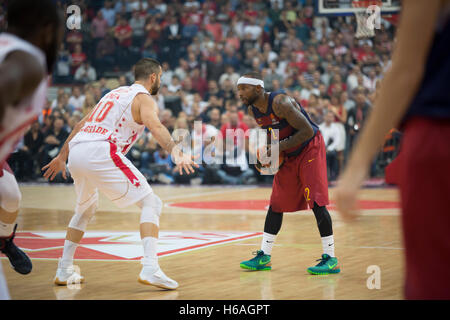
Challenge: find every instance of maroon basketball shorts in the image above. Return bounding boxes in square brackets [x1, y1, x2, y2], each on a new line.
[398, 116, 450, 299]
[270, 132, 330, 213]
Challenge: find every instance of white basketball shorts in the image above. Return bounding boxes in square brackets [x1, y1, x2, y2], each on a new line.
[68, 141, 152, 208]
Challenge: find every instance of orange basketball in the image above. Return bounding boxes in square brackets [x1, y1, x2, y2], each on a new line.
[256, 147, 285, 173]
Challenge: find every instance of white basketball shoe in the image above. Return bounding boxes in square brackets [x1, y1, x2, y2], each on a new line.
[138, 258, 178, 290]
[54, 259, 85, 286]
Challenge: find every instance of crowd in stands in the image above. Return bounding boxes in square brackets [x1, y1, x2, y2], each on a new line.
[1, 0, 402, 185]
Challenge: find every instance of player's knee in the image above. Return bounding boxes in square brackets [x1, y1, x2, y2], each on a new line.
[139, 193, 162, 227]
[69, 193, 98, 232]
[137, 193, 162, 215]
[0, 180, 21, 213]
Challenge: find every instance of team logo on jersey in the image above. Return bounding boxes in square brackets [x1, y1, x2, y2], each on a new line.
[270, 114, 280, 125]
[1, 231, 262, 261]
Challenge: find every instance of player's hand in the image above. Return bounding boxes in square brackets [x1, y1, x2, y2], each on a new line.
[41, 154, 67, 181]
[334, 167, 366, 222]
[171, 147, 199, 175]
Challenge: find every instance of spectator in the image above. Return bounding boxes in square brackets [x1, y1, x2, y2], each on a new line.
[308, 95, 327, 125]
[347, 65, 362, 93]
[206, 53, 225, 82]
[216, 107, 254, 185]
[101, 0, 116, 27]
[153, 146, 174, 184]
[68, 87, 86, 113]
[114, 17, 133, 66]
[91, 10, 109, 41]
[303, 62, 317, 84]
[222, 44, 240, 70]
[82, 92, 96, 116]
[182, 16, 199, 41]
[144, 15, 161, 43]
[155, 64, 171, 89]
[54, 43, 72, 83]
[8, 138, 32, 181]
[190, 68, 208, 98]
[40, 117, 70, 176]
[161, 15, 182, 67]
[219, 65, 240, 87]
[262, 42, 278, 64]
[204, 80, 224, 102]
[347, 91, 370, 150]
[220, 107, 249, 149]
[71, 44, 87, 75]
[129, 10, 146, 47]
[204, 15, 223, 42]
[207, 107, 222, 130]
[174, 58, 189, 82]
[243, 16, 263, 42]
[74, 61, 97, 84]
[24, 121, 44, 180]
[66, 29, 83, 53]
[363, 69, 379, 93]
[99, 77, 111, 97]
[95, 32, 116, 75]
[319, 111, 341, 181]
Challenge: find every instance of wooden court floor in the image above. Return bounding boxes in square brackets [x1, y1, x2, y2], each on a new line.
[1, 184, 404, 300]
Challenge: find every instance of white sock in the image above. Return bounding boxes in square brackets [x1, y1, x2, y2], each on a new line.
[142, 236, 159, 272]
[61, 240, 78, 266]
[0, 222, 14, 238]
[321, 235, 335, 257]
[261, 232, 277, 255]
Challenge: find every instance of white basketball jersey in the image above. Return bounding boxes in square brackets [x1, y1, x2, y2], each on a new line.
[70, 83, 150, 154]
[0, 33, 48, 167]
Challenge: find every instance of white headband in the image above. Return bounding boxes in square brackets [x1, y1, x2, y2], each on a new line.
[237, 77, 264, 88]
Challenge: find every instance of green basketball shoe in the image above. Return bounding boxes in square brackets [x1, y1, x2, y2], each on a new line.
[240, 250, 272, 271]
[307, 254, 340, 275]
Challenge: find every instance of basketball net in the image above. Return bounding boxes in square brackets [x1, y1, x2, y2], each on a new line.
[353, 0, 382, 38]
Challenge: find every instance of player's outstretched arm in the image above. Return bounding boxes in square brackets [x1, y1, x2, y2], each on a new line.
[0, 51, 45, 121]
[272, 94, 314, 152]
[334, 0, 441, 222]
[41, 111, 91, 180]
[136, 93, 198, 175]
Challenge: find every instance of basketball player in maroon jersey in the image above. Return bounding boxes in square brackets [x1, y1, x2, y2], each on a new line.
[336, 0, 450, 299]
[237, 72, 340, 275]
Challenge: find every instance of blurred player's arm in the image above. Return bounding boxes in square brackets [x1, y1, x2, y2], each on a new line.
[272, 94, 314, 152]
[41, 111, 92, 180]
[0, 51, 45, 120]
[136, 93, 198, 175]
[335, 0, 441, 221]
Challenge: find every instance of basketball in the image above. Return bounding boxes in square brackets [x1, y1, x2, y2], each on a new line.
[255, 146, 285, 173]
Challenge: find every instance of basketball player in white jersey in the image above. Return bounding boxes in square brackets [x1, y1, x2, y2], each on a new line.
[42, 58, 198, 290]
[0, 0, 63, 299]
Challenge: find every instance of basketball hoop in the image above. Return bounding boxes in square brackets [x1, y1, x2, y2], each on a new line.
[352, 0, 382, 38]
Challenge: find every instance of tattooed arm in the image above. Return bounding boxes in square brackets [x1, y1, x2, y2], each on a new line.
[272, 94, 314, 153]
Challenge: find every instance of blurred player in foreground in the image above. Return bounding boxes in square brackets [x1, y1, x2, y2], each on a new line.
[335, 0, 450, 299]
[0, 0, 63, 299]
